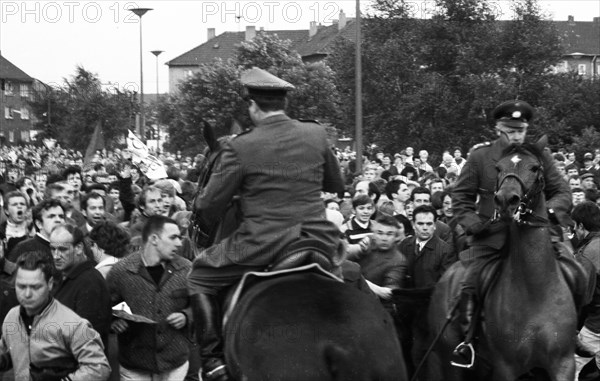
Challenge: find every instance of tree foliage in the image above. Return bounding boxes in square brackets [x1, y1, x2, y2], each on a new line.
[328, 0, 598, 158]
[162, 33, 342, 155]
[29, 66, 138, 151]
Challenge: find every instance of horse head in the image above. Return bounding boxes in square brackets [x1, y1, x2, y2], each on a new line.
[493, 135, 548, 222]
[191, 119, 244, 248]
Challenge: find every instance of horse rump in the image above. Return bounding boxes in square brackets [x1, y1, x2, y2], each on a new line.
[225, 272, 408, 381]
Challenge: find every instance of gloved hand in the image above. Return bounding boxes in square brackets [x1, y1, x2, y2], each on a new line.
[466, 221, 491, 237]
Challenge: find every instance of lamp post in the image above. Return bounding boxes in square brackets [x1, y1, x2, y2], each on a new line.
[355, 0, 363, 174]
[151, 50, 163, 153]
[129, 7, 153, 142]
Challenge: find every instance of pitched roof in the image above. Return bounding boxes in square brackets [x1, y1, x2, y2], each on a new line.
[0, 54, 33, 81]
[167, 29, 312, 67]
[554, 20, 600, 55]
[167, 23, 357, 67]
[295, 20, 357, 57]
[167, 18, 598, 68]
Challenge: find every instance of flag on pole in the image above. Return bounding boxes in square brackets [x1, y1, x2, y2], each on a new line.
[126, 130, 167, 180]
[84, 121, 105, 167]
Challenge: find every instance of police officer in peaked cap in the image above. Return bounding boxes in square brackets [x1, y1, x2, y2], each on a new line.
[450, 100, 577, 367]
[188, 67, 345, 380]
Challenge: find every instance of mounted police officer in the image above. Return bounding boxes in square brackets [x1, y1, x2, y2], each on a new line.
[187, 68, 345, 381]
[450, 100, 580, 367]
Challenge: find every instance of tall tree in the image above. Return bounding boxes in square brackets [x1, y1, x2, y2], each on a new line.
[328, 0, 591, 158]
[29, 66, 138, 151]
[162, 33, 342, 155]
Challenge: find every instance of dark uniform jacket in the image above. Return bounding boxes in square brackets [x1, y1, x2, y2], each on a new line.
[193, 114, 345, 268]
[452, 137, 572, 235]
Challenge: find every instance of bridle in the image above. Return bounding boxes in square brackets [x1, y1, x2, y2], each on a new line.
[495, 156, 548, 227]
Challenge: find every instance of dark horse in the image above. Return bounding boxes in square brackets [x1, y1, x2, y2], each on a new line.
[427, 135, 585, 381]
[190, 121, 408, 381]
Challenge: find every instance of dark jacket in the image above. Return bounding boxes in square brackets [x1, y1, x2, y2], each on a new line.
[352, 245, 405, 289]
[53, 260, 112, 350]
[0, 221, 35, 259]
[575, 231, 600, 333]
[398, 235, 456, 288]
[0, 258, 17, 334]
[193, 114, 345, 268]
[107, 252, 193, 373]
[452, 138, 572, 234]
[9, 234, 51, 263]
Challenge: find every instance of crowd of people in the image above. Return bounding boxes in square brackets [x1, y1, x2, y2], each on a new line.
[0, 72, 597, 381]
[0, 135, 597, 380]
[323, 124, 600, 378]
[0, 129, 597, 380]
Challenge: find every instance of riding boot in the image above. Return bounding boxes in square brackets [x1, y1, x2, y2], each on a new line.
[190, 293, 231, 381]
[451, 292, 476, 368]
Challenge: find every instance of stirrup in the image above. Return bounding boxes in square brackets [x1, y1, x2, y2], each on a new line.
[203, 359, 230, 381]
[451, 342, 475, 369]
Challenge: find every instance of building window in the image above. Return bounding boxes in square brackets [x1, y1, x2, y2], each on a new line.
[4, 107, 13, 119]
[20, 84, 29, 98]
[4, 81, 14, 96]
[578, 64, 587, 75]
[20, 131, 29, 142]
[8, 131, 14, 142]
[20, 107, 29, 120]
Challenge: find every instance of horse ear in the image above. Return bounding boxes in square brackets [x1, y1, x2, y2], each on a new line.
[230, 118, 243, 136]
[202, 120, 219, 152]
[534, 135, 548, 151]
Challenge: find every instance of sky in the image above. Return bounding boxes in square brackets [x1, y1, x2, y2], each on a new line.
[0, 0, 599, 95]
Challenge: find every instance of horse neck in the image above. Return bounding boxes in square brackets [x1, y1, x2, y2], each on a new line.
[505, 197, 557, 295]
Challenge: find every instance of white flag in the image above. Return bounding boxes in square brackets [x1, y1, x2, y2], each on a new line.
[126, 130, 167, 180]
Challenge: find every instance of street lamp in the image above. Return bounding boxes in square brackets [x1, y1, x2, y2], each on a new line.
[129, 7, 153, 142]
[151, 49, 163, 152]
[355, 0, 363, 173]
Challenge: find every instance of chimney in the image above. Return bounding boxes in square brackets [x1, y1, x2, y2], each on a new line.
[245, 26, 256, 41]
[568, 15, 574, 24]
[339, 10, 347, 30]
[207, 28, 216, 40]
[309, 21, 318, 38]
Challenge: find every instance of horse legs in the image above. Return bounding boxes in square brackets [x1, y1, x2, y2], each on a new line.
[549, 356, 575, 381]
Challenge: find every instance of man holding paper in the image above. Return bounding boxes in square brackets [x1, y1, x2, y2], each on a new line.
[107, 215, 193, 380]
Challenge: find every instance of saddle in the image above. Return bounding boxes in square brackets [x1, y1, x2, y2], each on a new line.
[461, 247, 591, 320]
[268, 238, 334, 272]
[222, 238, 341, 327]
[223, 263, 342, 328]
